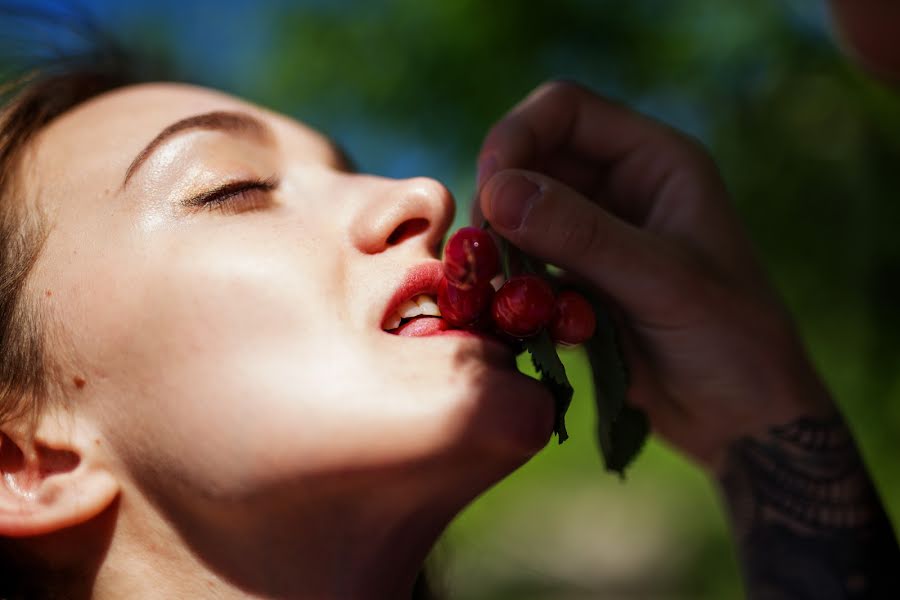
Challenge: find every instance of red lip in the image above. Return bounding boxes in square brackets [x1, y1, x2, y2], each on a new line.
[380, 261, 519, 358]
[380, 261, 445, 330]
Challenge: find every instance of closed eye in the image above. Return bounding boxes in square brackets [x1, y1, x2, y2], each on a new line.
[183, 176, 279, 215]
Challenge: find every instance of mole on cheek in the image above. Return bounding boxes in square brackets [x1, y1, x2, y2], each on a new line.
[45, 289, 52, 297]
[73, 376, 86, 390]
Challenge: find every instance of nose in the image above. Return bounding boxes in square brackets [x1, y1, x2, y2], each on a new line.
[351, 176, 456, 256]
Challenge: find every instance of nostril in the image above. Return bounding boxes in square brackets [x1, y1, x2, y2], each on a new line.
[386, 218, 429, 246]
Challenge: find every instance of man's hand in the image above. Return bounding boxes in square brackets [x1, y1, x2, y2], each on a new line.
[474, 80, 832, 469]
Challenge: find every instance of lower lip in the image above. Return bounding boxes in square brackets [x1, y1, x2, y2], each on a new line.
[393, 317, 519, 355]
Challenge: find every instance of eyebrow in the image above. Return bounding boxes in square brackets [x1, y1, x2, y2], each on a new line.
[122, 110, 274, 188]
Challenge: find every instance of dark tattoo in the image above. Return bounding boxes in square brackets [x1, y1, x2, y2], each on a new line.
[719, 415, 900, 599]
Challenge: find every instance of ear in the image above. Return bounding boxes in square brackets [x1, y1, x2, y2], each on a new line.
[0, 408, 119, 538]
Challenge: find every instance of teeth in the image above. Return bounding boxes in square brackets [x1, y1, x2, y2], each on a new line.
[383, 294, 441, 330]
[414, 295, 440, 316]
[397, 299, 421, 319]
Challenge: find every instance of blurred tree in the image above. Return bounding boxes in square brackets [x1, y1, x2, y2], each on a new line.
[259, 2, 900, 597]
[2, 0, 899, 597]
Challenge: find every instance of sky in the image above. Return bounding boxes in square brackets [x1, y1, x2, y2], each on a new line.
[1, 0, 835, 207]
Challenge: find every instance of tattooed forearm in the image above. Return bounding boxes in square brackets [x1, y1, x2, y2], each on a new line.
[718, 415, 900, 599]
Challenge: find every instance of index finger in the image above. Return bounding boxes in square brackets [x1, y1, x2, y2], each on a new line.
[475, 80, 667, 191]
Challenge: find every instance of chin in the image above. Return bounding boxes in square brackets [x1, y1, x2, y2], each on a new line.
[369, 332, 555, 458]
[443, 366, 556, 462]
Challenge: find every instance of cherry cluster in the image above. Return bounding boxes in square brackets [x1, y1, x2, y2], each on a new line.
[439, 227, 596, 346]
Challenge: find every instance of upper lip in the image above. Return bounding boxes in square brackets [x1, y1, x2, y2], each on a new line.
[380, 260, 445, 330]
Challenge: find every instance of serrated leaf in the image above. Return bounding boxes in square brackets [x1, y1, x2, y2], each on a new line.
[584, 307, 626, 456]
[607, 403, 649, 476]
[488, 224, 645, 469]
[583, 298, 648, 476]
[523, 330, 573, 443]
[495, 236, 572, 442]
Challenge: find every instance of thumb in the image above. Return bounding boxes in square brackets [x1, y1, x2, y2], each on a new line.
[481, 169, 693, 322]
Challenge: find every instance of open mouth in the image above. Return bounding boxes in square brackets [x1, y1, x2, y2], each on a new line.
[378, 262, 512, 349]
[381, 293, 451, 336]
[379, 285, 520, 361]
[382, 293, 440, 330]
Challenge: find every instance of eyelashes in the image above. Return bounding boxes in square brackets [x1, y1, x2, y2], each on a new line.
[183, 176, 280, 215]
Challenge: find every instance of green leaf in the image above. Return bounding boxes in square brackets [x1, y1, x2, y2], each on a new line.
[496, 238, 572, 442]
[583, 298, 648, 476]
[584, 307, 625, 457]
[607, 403, 650, 476]
[523, 330, 573, 443]
[493, 233, 645, 469]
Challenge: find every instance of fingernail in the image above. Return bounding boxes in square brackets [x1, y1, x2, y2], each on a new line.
[476, 154, 498, 189]
[490, 174, 540, 231]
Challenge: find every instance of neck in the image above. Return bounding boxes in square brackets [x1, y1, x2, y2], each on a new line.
[92, 474, 463, 599]
[39, 451, 525, 599]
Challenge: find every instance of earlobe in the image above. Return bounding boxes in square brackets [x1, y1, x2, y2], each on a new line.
[0, 415, 119, 538]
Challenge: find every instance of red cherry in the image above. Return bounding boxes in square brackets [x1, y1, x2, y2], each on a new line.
[442, 227, 500, 289]
[549, 290, 597, 346]
[437, 277, 494, 327]
[461, 307, 495, 333]
[491, 275, 556, 338]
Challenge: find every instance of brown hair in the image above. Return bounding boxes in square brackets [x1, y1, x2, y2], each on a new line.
[0, 67, 132, 599]
[1, 2, 142, 435]
[0, 69, 129, 431]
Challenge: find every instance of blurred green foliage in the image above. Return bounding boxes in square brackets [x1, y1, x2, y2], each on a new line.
[253, 2, 900, 597]
[5, 0, 900, 597]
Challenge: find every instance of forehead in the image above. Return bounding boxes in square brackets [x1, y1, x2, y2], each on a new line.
[29, 82, 341, 190]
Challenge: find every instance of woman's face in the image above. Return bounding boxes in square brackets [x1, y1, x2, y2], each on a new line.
[28, 84, 553, 523]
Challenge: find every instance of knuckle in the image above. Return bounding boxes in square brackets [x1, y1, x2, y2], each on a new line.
[681, 140, 726, 196]
[681, 134, 716, 170]
[657, 128, 726, 198]
[533, 79, 586, 106]
[664, 127, 717, 171]
[482, 113, 527, 152]
[479, 122, 506, 154]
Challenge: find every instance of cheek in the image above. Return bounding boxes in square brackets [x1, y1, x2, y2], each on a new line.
[95, 233, 338, 377]
[76, 233, 356, 487]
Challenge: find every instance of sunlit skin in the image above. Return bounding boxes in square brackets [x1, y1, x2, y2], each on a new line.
[2, 83, 555, 599]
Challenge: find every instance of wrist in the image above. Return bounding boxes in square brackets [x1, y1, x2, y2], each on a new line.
[746, 312, 836, 435]
[707, 335, 836, 473]
[714, 409, 900, 598]
[715, 411, 867, 537]
[766, 346, 835, 425]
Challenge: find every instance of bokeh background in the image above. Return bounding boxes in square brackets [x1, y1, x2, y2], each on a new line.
[3, 1, 900, 598]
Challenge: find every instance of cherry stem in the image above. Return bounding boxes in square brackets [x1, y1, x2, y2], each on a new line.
[518, 251, 539, 276]
[499, 236, 512, 280]
[486, 219, 543, 279]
